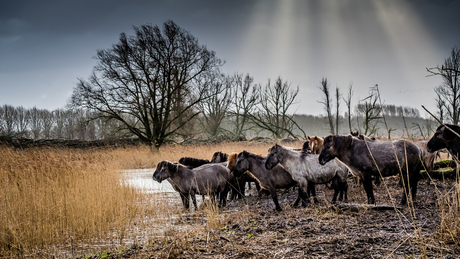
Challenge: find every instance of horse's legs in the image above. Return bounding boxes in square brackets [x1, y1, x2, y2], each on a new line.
[362, 176, 375, 204]
[307, 182, 319, 203]
[342, 181, 349, 203]
[180, 192, 190, 210]
[331, 178, 339, 204]
[410, 171, 419, 202]
[298, 181, 310, 207]
[268, 186, 282, 211]
[220, 184, 229, 207]
[190, 190, 198, 210]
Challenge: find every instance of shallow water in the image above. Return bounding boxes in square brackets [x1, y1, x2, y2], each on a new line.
[122, 168, 176, 193]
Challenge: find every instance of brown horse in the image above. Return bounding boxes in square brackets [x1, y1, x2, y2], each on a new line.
[233, 151, 303, 211]
[308, 136, 324, 154]
[227, 152, 261, 199]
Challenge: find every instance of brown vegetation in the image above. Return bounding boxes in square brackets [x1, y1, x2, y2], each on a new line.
[0, 140, 459, 258]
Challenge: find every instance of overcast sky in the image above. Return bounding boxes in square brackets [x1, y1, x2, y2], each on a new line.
[1, 0, 459, 116]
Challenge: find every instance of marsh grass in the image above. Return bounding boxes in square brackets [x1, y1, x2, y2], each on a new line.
[0, 140, 280, 257]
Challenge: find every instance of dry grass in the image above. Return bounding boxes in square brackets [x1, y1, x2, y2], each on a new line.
[0, 140, 282, 257]
[2, 139, 458, 258]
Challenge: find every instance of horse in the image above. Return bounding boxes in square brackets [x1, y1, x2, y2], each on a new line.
[319, 135, 422, 205]
[227, 152, 261, 200]
[152, 161, 231, 210]
[178, 157, 210, 168]
[427, 124, 460, 159]
[308, 136, 324, 154]
[211, 151, 229, 163]
[265, 144, 349, 205]
[233, 151, 305, 211]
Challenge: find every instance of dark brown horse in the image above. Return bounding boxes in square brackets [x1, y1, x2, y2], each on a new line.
[319, 135, 422, 205]
[178, 157, 210, 168]
[427, 124, 460, 159]
[153, 161, 231, 210]
[233, 151, 306, 211]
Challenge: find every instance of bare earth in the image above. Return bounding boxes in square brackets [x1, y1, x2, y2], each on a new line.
[83, 177, 460, 259]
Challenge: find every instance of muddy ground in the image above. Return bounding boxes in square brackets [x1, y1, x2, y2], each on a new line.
[83, 177, 459, 259]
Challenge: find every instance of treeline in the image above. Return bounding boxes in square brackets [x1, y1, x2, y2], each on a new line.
[0, 102, 433, 143]
[0, 105, 129, 141]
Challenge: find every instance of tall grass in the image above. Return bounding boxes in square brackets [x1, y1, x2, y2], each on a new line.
[0, 141, 278, 257]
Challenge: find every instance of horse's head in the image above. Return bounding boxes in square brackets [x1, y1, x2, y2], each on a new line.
[319, 135, 351, 165]
[308, 136, 324, 154]
[153, 160, 177, 183]
[233, 151, 250, 177]
[226, 152, 238, 171]
[265, 144, 282, 170]
[427, 124, 455, 153]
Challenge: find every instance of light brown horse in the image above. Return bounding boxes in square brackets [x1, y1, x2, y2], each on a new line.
[308, 136, 324, 154]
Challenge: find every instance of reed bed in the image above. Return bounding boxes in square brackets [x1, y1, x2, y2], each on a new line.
[0, 140, 278, 257]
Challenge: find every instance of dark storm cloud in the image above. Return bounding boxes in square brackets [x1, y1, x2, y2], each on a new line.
[0, 0, 459, 114]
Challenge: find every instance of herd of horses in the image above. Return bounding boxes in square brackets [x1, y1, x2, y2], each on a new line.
[152, 124, 460, 212]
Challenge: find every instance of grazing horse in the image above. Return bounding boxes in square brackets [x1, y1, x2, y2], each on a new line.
[427, 124, 460, 159]
[308, 136, 324, 154]
[233, 151, 304, 211]
[265, 144, 348, 204]
[319, 135, 422, 205]
[153, 161, 231, 210]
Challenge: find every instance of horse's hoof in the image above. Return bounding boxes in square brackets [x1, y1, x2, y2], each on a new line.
[275, 207, 283, 212]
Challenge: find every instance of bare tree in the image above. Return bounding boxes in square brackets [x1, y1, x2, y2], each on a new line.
[0, 105, 16, 136]
[250, 77, 302, 139]
[29, 107, 42, 140]
[335, 87, 341, 135]
[70, 21, 224, 148]
[199, 74, 232, 138]
[15, 106, 30, 138]
[41, 109, 54, 139]
[356, 94, 381, 136]
[427, 46, 460, 125]
[343, 83, 353, 134]
[228, 73, 260, 140]
[318, 78, 334, 134]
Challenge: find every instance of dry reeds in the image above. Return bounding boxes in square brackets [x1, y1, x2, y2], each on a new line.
[0, 140, 284, 257]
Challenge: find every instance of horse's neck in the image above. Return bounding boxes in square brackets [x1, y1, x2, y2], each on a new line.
[280, 149, 300, 170]
[247, 156, 263, 176]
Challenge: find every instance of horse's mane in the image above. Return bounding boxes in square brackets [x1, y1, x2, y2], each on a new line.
[325, 135, 353, 153]
[178, 157, 210, 168]
[226, 152, 239, 171]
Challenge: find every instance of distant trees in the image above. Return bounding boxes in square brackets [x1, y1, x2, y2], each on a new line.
[70, 21, 224, 148]
[427, 46, 460, 125]
[0, 105, 100, 140]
